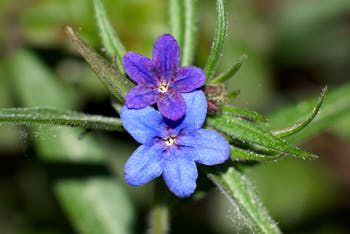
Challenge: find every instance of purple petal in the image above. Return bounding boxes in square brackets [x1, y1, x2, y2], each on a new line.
[121, 105, 167, 144]
[162, 147, 198, 197]
[126, 85, 158, 109]
[173, 90, 207, 133]
[170, 66, 206, 93]
[157, 93, 186, 121]
[177, 129, 230, 165]
[124, 144, 164, 186]
[152, 34, 180, 82]
[123, 52, 158, 85]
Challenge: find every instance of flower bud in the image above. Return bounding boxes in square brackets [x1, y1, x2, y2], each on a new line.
[205, 84, 229, 115]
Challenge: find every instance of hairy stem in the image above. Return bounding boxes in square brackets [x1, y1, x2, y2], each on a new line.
[182, 0, 198, 66]
[169, 0, 185, 49]
[149, 179, 169, 234]
[204, 0, 227, 82]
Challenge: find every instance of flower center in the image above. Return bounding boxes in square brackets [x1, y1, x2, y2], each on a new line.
[158, 82, 169, 93]
[165, 135, 176, 147]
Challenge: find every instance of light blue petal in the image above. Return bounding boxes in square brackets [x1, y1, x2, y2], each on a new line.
[177, 129, 230, 165]
[124, 144, 164, 186]
[162, 147, 198, 197]
[173, 90, 207, 134]
[121, 105, 167, 144]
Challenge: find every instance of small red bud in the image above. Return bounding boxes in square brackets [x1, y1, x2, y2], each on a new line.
[207, 100, 218, 115]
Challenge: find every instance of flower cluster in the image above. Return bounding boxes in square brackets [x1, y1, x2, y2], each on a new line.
[121, 34, 230, 197]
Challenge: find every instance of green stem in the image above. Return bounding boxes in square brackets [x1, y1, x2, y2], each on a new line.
[181, 0, 198, 66]
[204, 0, 227, 82]
[93, 0, 126, 74]
[150, 179, 169, 234]
[169, 0, 185, 50]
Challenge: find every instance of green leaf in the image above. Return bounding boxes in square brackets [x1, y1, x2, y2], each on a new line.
[208, 166, 281, 234]
[211, 54, 247, 84]
[8, 50, 105, 162]
[111, 95, 123, 115]
[55, 177, 134, 234]
[93, 0, 126, 74]
[0, 107, 124, 132]
[208, 84, 350, 233]
[8, 50, 135, 234]
[267, 83, 350, 144]
[64, 26, 134, 103]
[271, 87, 327, 138]
[222, 105, 269, 123]
[206, 115, 315, 158]
[168, 0, 185, 50]
[181, 0, 198, 66]
[230, 145, 285, 161]
[228, 89, 241, 100]
[204, 0, 227, 82]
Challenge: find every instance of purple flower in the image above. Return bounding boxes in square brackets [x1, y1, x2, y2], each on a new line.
[121, 90, 230, 197]
[123, 34, 206, 121]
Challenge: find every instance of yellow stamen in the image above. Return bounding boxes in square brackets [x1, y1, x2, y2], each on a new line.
[165, 136, 176, 146]
[158, 82, 168, 93]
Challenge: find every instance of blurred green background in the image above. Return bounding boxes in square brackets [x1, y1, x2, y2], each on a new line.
[0, 0, 350, 233]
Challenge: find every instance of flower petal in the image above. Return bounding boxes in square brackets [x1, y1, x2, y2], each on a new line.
[124, 144, 164, 186]
[177, 129, 230, 165]
[157, 93, 186, 121]
[152, 34, 180, 82]
[162, 147, 198, 197]
[170, 66, 206, 93]
[174, 90, 207, 133]
[121, 105, 167, 144]
[123, 51, 158, 85]
[126, 85, 158, 109]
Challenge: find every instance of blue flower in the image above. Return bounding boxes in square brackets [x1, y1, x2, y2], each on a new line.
[121, 90, 230, 197]
[123, 34, 206, 121]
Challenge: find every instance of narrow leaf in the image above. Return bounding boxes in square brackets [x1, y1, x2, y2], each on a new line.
[8, 50, 105, 162]
[7, 51, 278, 233]
[223, 105, 269, 123]
[55, 178, 134, 234]
[230, 145, 285, 162]
[267, 83, 350, 144]
[211, 54, 247, 84]
[271, 87, 327, 138]
[207, 86, 328, 233]
[206, 115, 315, 158]
[204, 0, 227, 82]
[168, 0, 185, 50]
[64, 26, 134, 103]
[228, 89, 240, 100]
[111, 95, 123, 115]
[0, 107, 124, 132]
[181, 0, 198, 66]
[9, 50, 135, 234]
[208, 166, 281, 234]
[93, 0, 126, 74]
